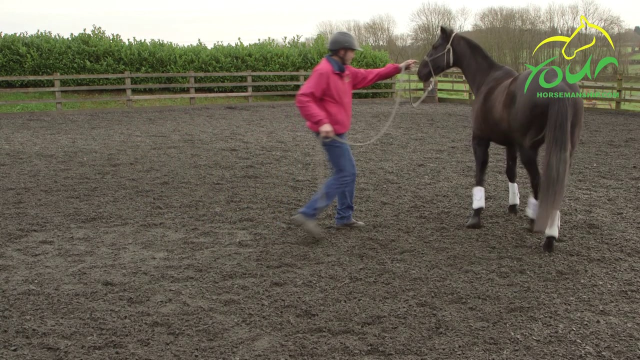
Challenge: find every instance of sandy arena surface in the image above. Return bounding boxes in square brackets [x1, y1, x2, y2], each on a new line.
[1, 100, 639, 359]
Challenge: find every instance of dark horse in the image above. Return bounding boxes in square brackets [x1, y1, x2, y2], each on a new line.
[417, 26, 584, 252]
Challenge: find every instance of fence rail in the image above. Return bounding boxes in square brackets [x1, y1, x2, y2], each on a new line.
[1, 69, 638, 111]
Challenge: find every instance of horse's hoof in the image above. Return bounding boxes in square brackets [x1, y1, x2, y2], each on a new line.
[508, 205, 518, 214]
[528, 219, 536, 232]
[543, 236, 555, 252]
[465, 216, 482, 229]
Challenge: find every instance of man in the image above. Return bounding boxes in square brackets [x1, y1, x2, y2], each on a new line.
[291, 31, 417, 238]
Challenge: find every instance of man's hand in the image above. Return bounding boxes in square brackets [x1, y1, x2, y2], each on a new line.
[400, 60, 418, 71]
[319, 123, 335, 138]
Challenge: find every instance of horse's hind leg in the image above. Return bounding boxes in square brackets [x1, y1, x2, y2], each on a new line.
[543, 210, 561, 252]
[518, 145, 541, 231]
[466, 136, 490, 229]
[506, 145, 519, 214]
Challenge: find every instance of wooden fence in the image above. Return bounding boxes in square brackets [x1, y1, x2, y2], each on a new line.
[0, 69, 639, 111]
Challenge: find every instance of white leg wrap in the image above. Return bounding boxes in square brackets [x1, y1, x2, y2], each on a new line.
[472, 186, 485, 209]
[526, 196, 538, 219]
[509, 182, 519, 205]
[545, 211, 561, 238]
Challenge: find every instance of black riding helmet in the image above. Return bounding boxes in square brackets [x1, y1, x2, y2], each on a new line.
[328, 31, 362, 51]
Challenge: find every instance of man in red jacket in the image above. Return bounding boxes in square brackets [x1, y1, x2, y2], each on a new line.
[292, 31, 417, 238]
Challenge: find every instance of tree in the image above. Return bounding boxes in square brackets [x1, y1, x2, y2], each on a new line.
[315, 20, 338, 42]
[387, 33, 412, 62]
[456, 6, 472, 32]
[362, 13, 397, 49]
[409, 1, 457, 46]
[314, 19, 366, 47]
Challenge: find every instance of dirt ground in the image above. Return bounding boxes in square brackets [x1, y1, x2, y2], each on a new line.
[1, 99, 639, 359]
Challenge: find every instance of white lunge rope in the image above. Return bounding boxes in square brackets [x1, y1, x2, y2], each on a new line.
[320, 63, 432, 147]
[311, 63, 431, 210]
[322, 32, 456, 147]
[310, 37, 456, 209]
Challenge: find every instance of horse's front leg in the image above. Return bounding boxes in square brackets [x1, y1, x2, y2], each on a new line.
[466, 136, 490, 229]
[506, 145, 519, 214]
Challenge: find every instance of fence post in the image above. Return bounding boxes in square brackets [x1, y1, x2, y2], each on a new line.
[427, 77, 438, 99]
[247, 70, 252, 103]
[391, 77, 396, 99]
[53, 72, 62, 110]
[298, 70, 306, 100]
[466, 77, 474, 104]
[189, 71, 196, 105]
[615, 71, 622, 110]
[125, 71, 132, 108]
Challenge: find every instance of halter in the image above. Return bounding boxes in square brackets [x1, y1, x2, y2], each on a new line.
[424, 31, 457, 76]
[405, 31, 457, 108]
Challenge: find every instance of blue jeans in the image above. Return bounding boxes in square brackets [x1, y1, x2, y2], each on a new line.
[298, 133, 356, 225]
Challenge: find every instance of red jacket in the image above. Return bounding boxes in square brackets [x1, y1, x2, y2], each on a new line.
[295, 56, 402, 135]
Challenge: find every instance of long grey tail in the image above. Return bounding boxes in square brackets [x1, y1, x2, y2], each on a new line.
[534, 97, 572, 233]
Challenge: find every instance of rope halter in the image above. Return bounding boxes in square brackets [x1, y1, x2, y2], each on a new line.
[404, 31, 457, 107]
[422, 31, 457, 92]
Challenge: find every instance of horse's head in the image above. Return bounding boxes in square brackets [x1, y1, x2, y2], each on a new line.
[417, 26, 457, 83]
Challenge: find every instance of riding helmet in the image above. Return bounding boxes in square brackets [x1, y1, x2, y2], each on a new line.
[328, 31, 362, 51]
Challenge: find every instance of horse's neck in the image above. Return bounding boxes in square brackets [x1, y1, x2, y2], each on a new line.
[458, 61, 500, 96]
[456, 40, 502, 95]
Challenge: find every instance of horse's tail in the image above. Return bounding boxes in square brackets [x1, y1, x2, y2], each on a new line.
[534, 97, 573, 233]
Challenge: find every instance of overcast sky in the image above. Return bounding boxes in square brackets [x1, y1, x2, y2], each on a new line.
[1, 0, 637, 46]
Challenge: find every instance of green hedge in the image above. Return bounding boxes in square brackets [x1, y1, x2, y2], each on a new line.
[0, 26, 395, 98]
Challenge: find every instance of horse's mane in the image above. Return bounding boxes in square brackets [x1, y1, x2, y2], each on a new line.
[456, 33, 500, 68]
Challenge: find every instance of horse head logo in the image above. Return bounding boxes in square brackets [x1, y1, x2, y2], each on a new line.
[532, 15, 615, 60]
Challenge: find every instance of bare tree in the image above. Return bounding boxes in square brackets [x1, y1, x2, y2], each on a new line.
[456, 6, 472, 32]
[314, 19, 367, 48]
[336, 19, 366, 45]
[388, 32, 412, 62]
[315, 20, 338, 41]
[311, 0, 628, 74]
[467, 0, 626, 73]
[363, 13, 397, 49]
[409, 1, 457, 47]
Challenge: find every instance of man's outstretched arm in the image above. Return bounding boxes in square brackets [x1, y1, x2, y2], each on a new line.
[350, 60, 418, 90]
[349, 63, 401, 90]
